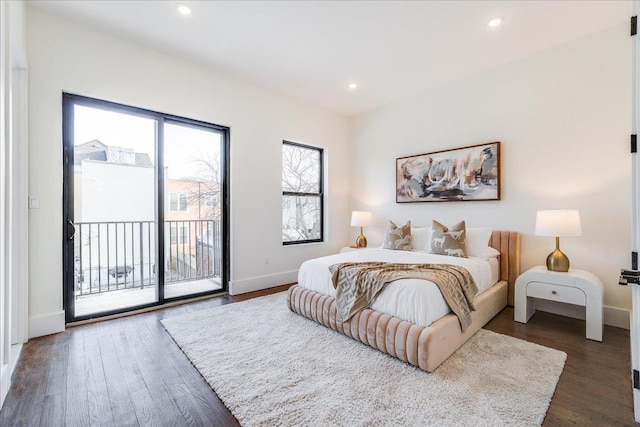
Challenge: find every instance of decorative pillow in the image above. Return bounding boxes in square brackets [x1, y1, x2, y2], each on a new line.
[410, 226, 431, 251]
[466, 227, 501, 259]
[381, 220, 412, 251]
[430, 220, 467, 257]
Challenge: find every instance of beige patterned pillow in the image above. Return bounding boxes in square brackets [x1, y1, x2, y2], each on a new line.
[430, 220, 467, 257]
[381, 220, 412, 251]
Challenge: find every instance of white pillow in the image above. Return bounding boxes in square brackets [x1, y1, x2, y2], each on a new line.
[466, 227, 500, 259]
[411, 227, 431, 251]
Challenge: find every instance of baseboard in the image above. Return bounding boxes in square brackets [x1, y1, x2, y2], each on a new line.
[603, 306, 631, 329]
[229, 270, 298, 295]
[10, 343, 22, 375]
[29, 311, 65, 338]
[534, 300, 630, 330]
[0, 363, 9, 411]
[0, 343, 24, 410]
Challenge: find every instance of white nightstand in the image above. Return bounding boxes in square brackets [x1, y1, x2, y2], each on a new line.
[514, 265, 604, 342]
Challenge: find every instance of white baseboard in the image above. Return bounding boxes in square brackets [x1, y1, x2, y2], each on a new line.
[229, 270, 298, 295]
[603, 305, 631, 329]
[0, 343, 21, 410]
[29, 311, 65, 338]
[0, 364, 8, 411]
[10, 343, 22, 376]
[534, 300, 630, 330]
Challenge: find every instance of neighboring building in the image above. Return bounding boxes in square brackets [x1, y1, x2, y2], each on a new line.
[73, 140, 155, 291]
[165, 178, 221, 280]
[75, 139, 153, 167]
[166, 178, 220, 222]
[73, 140, 222, 290]
[74, 139, 154, 222]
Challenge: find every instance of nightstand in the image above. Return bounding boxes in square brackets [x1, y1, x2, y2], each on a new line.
[514, 265, 603, 341]
[339, 246, 366, 253]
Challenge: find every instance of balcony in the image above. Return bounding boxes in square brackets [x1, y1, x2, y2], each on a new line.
[73, 219, 222, 317]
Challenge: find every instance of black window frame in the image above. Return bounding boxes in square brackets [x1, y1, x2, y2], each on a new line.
[282, 140, 324, 245]
[62, 92, 231, 323]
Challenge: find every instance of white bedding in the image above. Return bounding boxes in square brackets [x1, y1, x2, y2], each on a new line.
[297, 248, 500, 328]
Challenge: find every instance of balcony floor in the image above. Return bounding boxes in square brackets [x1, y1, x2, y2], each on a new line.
[75, 278, 223, 317]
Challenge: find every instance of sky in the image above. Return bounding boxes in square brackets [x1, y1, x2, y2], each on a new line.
[74, 105, 221, 180]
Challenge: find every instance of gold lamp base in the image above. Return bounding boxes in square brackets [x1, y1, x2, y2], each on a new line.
[355, 227, 367, 248]
[546, 237, 570, 272]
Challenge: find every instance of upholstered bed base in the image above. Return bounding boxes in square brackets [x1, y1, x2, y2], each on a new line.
[286, 230, 520, 372]
[288, 280, 506, 372]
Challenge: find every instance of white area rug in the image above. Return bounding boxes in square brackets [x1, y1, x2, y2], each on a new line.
[161, 292, 566, 427]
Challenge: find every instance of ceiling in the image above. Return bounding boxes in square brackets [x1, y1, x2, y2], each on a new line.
[29, 1, 631, 116]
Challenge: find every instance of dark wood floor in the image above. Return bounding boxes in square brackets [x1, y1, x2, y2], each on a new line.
[484, 306, 634, 426]
[0, 284, 635, 426]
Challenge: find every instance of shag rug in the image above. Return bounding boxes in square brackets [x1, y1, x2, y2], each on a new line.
[161, 292, 566, 427]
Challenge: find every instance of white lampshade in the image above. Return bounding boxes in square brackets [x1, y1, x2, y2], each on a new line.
[351, 211, 372, 227]
[535, 210, 582, 237]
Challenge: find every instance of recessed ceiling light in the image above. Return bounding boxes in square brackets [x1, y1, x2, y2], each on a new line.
[488, 17, 502, 28]
[348, 83, 357, 90]
[178, 5, 192, 16]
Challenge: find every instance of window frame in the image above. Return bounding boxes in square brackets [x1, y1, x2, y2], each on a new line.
[282, 140, 324, 245]
[169, 192, 188, 212]
[205, 194, 219, 208]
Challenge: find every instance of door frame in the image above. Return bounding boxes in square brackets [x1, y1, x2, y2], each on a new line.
[632, 1, 640, 422]
[62, 93, 230, 323]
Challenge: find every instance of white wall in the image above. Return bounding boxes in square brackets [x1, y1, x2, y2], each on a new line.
[350, 24, 632, 327]
[0, 0, 10, 406]
[1, 0, 28, 409]
[26, 6, 350, 334]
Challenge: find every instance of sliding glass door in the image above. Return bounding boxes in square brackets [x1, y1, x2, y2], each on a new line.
[163, 122, 224, 299]
[63, 94, 229, 322]
[69, 104, 158, 317]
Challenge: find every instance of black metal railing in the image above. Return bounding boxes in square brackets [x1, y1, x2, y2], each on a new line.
[167, 219, 222, 284]
[74, 220, 221, 296]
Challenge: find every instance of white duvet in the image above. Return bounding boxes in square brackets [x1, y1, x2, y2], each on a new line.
[297, 248, 499, 328]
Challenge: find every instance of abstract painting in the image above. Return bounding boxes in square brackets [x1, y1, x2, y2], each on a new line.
[396, 142, 500, 203]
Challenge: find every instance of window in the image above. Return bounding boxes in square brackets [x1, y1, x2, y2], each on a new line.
[282, 141, 323, 244]
[170, 225, 188, 245]
[169, 192, 188, 212]
[205, 194, 219, 207]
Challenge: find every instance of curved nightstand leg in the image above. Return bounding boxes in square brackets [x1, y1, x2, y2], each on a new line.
[514, 278, 536, 323]
[585, 296, 603, 342]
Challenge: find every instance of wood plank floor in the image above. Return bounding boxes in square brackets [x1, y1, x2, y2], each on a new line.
[0, 284, 635, 426]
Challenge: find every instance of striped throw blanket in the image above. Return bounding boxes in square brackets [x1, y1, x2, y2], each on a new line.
[328, 262, 478, 332]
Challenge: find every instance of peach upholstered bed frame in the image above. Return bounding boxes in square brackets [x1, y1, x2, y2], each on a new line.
[287, 230, 520, 372]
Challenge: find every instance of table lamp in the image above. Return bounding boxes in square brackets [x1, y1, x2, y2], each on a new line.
[535, 210, 582, 272]
[351, 211, 372, 248]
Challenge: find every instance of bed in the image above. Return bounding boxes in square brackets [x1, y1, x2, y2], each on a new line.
[287, 230, 520, 372]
